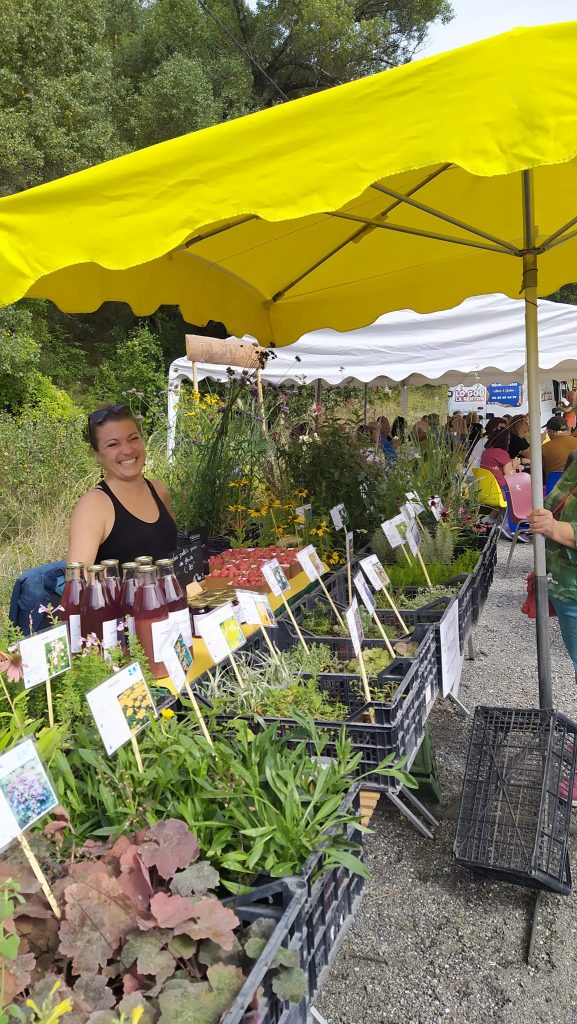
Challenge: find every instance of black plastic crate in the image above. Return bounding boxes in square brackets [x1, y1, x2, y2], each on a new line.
[371, 595, 458, 698]
[222, 877, 308, 1024]
[297, 785, 366, 1001]
[454, 706, 577, 894]
[277, 591, 419, 654]
[394, 573, 475, 652]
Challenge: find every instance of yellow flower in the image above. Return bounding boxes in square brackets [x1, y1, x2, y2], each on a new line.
[161, 708, 175, 719]
[295, 488, 308, 498]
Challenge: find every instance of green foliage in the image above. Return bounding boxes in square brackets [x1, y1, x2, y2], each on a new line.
[93, 325, 167, 428]
[384, 549, 480, 590]
[0, 307, 40, 413]
[2, 819, 305, 1021]
[299, 600, 391, 641]
[419, 522, 454, 565]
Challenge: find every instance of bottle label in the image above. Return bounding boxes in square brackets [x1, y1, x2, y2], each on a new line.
[168, 608, 193, 648]
[68, 614, 82, 654]
[126, 614, 136, 637]
[102, 618, 119, 652]
[152, 618, 171, 663]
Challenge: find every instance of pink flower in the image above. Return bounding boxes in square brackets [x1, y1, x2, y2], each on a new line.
[0, 649, 23, 683]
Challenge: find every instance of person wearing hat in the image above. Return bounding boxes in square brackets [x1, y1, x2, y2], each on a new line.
[542, 416, 577, 477]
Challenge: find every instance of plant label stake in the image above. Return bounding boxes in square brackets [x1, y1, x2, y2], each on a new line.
[197, 601, 248, 680]
[405, 491, 425, 528]
[359, 554, 409, 635]
[295, 546, 347, 631]
[262, 559, 310, 653]
[401, 504, 433, 590]
[381, 515, 412, 564]
[236, 590, 280, 663]
[345, 598, 374, 723]
[345, 530, 354, 604]
[329, 503, 349, 532]
[183, 679, 214, 746]
[18, 624, 71, 727]
[353, 572, 396, 660]
[0, 737, 61, 918]
[86, 662, 156, 759]
[130, 734, 144, 774]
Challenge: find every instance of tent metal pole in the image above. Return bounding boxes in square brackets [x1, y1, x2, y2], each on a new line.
[400, 381, 409, 416]
[523, 171, 552, 709]
[363, 383, 368, 425]
[315, 379, 322, 428]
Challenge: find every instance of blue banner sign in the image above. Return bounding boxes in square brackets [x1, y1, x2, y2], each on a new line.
[487, 383, 523, 407]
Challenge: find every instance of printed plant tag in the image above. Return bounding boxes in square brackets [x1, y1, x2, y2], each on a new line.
[296, 545, 325, 582]
[19, 624, 71, 690]
[295, 503, 313, 525]
[262, 559, 290, 597]
[345, 598, 364, 658]
[87, 662, 156, 755]
[359, 554, 390, 591]
[0, 738, 58, 851]
[236, 589, 275, 626]
[405, 491, 425, 515]
[400, 502, 416, 525]
[428, 495, 445, 521]
[345, 531, 354, 562]
[197, 603, 246, 663]
[406, 519, 421, 557]
[381, 514, 408, 548]
[354, 572, 376, 614]
[330, 503, 349, 531]
[160, 627, 194, 693]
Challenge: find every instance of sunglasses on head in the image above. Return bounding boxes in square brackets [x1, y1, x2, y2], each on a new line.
[88, 404, 131, 432]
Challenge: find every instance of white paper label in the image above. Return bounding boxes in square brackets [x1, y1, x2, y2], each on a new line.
[160, 627, 194, 694]
[236, 590, 274, 626]
[360, 554, 390, 591]
[87, 661, 156, 755]
[126, 614, 136, 637]
[19, 624, 71, 690]
[345, 598, 364, 657]
[428, 496, 444, 522]
[295, 503, 312, 525]
[438, 600, 463, 698]
[353, 572, 375, 614]
[151, 618, 172, 662]
[0, 738, 58, 851]
[168, 607, 193, 648]
[68, 615, 82, 655]
[406, 520, 420, 557]
[296, 544, 325, 582]
[400, 502, 416, 526]
[330, 503, 348, 531]
[405, 491, 425, 515]
[197, 603, 246, 664]
[261, 559, 289, 597]
[381, 514, 408, 549]
[102, 618, 119, 652]
[345, 531, 354, 562]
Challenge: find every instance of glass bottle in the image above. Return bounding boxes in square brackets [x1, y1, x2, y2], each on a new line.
[59, 562, 85, 654]
[133, 566, 169, 678]
[100, 559, 121, 612]
[156, 557, 193, 647]
[120, 562, 139, 641]
[80, 565, 118, 652]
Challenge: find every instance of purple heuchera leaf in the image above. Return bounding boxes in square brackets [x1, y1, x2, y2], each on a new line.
[174, 898, 239, 951]
[150, 892, 197, 929]
[139, 819, 200, 879]
[59, 863, 134, 974]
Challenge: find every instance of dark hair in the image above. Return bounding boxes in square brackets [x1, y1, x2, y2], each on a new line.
[485, 426, 510, 451]
[87, 404, 142, 450]
[391, 416, 406, 438]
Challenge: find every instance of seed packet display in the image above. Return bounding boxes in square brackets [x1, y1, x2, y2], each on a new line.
[359, 554, 390, 591]
[330, 503, 349, 531]
[345, 598, 364, 658]
[236, 589, 275, 627]
[353, 572, 376, 614]
[87, 662, 156, 755]
[19, 624, 71, 690]
[295, 503, 313, 525]
[261, 559, 290, 597]
[160, 626, 194, 694]
[296, 545, 325, 582]
[0, 738, 58, 851]
[197, 602, 247, 664]
[381, 514, 408, 548]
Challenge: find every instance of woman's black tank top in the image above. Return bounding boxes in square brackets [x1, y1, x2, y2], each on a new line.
[95, 479, 178, 565]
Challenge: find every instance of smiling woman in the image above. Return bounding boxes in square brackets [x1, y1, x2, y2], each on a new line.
[66, 404, 177, 568]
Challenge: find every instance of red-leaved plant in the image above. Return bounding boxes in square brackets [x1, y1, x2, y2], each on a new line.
[2, 818, 305, 1023]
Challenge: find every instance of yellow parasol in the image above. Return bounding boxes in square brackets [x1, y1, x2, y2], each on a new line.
[2, 21, 577, 702]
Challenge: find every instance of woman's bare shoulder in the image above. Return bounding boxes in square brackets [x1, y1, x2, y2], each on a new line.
[72, 485, 112, 515]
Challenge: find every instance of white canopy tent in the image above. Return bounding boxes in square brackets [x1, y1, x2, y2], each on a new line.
[167, 293, 577, 453]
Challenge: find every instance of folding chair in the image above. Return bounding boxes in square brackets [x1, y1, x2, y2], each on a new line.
[503, 472, 533, 576]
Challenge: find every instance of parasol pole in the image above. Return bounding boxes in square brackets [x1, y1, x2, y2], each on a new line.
[522, 169, 552, 710]
[400, 380, 409, 416]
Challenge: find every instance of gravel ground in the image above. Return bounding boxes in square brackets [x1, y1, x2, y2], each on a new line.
[317, 539, 577, 1024]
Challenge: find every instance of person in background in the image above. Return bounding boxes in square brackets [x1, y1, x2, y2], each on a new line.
[565, 390, 577, 431]
[480, 424, 523, 493]
[449, 413, 468, 448]
[508, 415, 531, 465]
[391, 415, 406, 442]
[376, 416, 398, 464]
[529, 460, 577, 705]
[357, 424, 379, 462]
[67, 403, 177, 567]
[542, 416, 577, 477]
[412, 418, 429, 449]
[427, 413, 441, 437]
[465, 412, 483, 448]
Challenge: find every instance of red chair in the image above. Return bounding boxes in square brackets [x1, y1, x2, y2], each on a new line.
[503, 472, 533, 576]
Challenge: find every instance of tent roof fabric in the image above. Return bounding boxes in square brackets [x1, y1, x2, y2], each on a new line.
[169, 294, 577, 388]
[1, 23, 577, 344]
